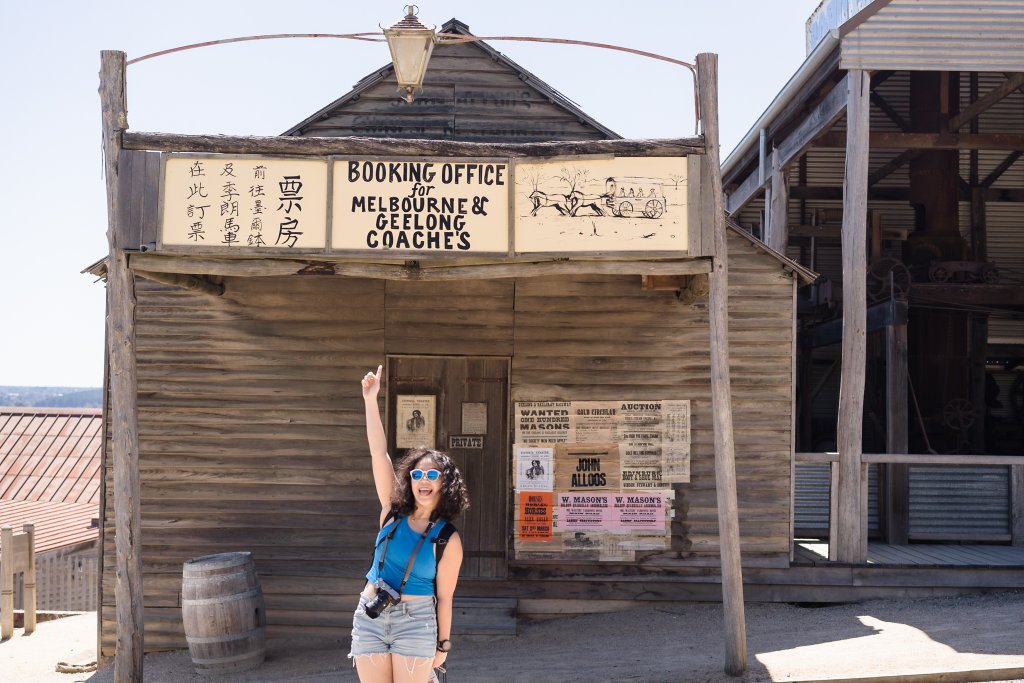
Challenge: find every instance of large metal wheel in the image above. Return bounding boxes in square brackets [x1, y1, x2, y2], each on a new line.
[942, 398, 976, 431]
[643, 199, 664, 219]
[617, 201, 634, 218]
[866, 258, 912, 301]
[928, 263, 951, 283]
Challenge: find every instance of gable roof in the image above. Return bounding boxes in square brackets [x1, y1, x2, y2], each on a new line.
[283, 18, 618, 142]
[0, 408, 102, 505]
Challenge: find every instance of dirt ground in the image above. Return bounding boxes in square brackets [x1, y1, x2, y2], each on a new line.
[5, 592, 1024, 683]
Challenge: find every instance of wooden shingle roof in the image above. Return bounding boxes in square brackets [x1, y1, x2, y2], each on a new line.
[0, 408, 102, 505]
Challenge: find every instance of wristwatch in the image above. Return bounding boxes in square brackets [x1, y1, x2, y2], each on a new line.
[437, 639, 452, 653]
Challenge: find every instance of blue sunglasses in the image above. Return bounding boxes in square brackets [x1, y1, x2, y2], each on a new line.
[410, 468, 441, 481]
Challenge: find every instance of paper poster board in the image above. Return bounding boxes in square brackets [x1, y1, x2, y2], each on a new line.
[332, 158, 510, 254]
[396, 395, 435, 449]
[161, 156, 328, 249]
[513, 157, 688, 254]
[514, 400, 691, 485]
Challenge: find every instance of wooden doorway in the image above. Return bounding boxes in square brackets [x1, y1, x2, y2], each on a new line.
[386, 356, 509, 580]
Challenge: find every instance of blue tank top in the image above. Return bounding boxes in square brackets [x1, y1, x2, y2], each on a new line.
[365, 516, 448, 596]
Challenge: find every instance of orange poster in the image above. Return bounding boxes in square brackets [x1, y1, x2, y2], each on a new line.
[518, 492, 553, 543]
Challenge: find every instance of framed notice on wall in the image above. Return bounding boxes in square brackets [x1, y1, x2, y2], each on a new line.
[396, 395, 436, 449]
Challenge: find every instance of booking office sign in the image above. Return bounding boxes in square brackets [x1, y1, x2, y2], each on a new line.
[333, 158, 511, 254]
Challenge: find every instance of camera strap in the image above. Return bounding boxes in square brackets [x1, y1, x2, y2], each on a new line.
[376, 515, 436, 596]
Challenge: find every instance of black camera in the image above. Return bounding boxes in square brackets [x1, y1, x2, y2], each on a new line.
[363, 580, 401, 619]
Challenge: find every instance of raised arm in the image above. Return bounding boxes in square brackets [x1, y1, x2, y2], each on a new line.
[361, 365, 395, 518]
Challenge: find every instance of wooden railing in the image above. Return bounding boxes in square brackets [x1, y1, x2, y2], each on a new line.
[794, 452, 1024, 559]
[796, 452, 1024, 466]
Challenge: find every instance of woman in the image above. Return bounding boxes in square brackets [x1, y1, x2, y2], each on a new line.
[351, 365, 469, 683]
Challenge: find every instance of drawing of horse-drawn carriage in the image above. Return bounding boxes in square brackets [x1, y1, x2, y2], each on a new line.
[604, 177, 666, 219]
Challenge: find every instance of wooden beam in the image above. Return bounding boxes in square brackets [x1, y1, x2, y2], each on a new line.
[883, 324, 909, 544]
[815, 132, 1024, 150]
[128, 253, 712, 280]
[133, 270, 224, 296]
[122, 131, 705, 158]
[727, 76, 848, 214]
[767, 154, 789, 253]
[790, 185, 1024, 203]
[1, 525, 12, 639]
[697, 52, 747, 678]
[870, 91, 910, 132]
[100, 50, 143, 683]
[836, 70, 870, 564]
[908, 284, 1024, 307]
[982, 151, 1023, 188]
[776, 74, 850, 169]
[1013, 466, 1024, 547]
[948, 73, 1024, 132]
[22, 523, 35, 635]
[868, 149, 921, 186]
[797, 452, 1024, 466]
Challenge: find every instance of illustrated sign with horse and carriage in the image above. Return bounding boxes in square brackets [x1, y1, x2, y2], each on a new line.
[513, 156, 690, 253]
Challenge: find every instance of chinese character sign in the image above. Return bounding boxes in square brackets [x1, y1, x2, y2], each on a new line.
[332, 159, 510, 253]
[161, 157, 328, 249]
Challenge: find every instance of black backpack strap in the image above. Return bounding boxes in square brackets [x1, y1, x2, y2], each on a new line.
[432, 520, 457, 565]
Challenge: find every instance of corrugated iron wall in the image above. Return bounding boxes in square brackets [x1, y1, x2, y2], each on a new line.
[841, 0, 1024, 72]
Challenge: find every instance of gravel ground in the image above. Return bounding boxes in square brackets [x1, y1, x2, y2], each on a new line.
[4, 592, 1024, 682]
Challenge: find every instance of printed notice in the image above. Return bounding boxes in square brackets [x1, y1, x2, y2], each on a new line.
[517, 491, 553, 542]
[515, 446, 553, 491]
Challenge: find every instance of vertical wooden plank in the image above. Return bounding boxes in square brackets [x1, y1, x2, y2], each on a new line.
[697, 52, 747, 677]
[768, 155, 788, 254]
[100, 50, 144, 683]
[700, 155, 716, 257]
[1012, 466, 1024, 547]
[835, 69, 870, 563]
[1, 525, 12, 639]
[22, 524, 35, 634]
[970, 316, 988, 453]
[884, 324, 909, 544]
[687, 155, 703, 255]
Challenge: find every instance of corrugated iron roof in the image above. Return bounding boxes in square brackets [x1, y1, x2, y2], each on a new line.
[0, 408, 102, 505]
[0, 500, 98, 555]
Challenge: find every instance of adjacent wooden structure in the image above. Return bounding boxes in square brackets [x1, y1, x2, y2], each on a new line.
[723, 0, 1024, 558]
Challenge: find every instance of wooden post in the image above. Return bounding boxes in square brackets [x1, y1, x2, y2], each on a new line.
[884, 324, 909, 544]
[835, 69, 870, 563]
[1, 525, 12, 639]
[768, 154, 789, 254]
[22, 524, 35, 634]
[100, 50, 144, 683]
[697, 52, 748, 677]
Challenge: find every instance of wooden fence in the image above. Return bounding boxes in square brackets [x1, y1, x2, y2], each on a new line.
[13, 549, 98, 612]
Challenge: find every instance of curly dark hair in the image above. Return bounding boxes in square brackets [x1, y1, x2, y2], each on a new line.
[391, 448, 470, 522]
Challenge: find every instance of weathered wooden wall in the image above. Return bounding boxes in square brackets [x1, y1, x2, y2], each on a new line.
[99, 233, 795, 654]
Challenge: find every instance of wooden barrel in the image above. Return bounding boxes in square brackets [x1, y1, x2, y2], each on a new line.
[182, 552, 266, 674]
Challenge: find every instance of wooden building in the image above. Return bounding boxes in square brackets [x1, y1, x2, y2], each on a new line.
[0, 408, 102, 611]
[91, 21, 811, 658]
[722, 0, 1024, 558]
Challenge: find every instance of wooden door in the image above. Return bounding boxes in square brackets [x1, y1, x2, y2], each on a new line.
[386, 356, 508, 580]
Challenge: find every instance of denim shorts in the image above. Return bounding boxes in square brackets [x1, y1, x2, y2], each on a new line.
[349, 594, 438, 659]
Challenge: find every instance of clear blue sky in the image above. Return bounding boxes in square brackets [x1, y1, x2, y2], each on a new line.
[0, 0, 819, 387]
